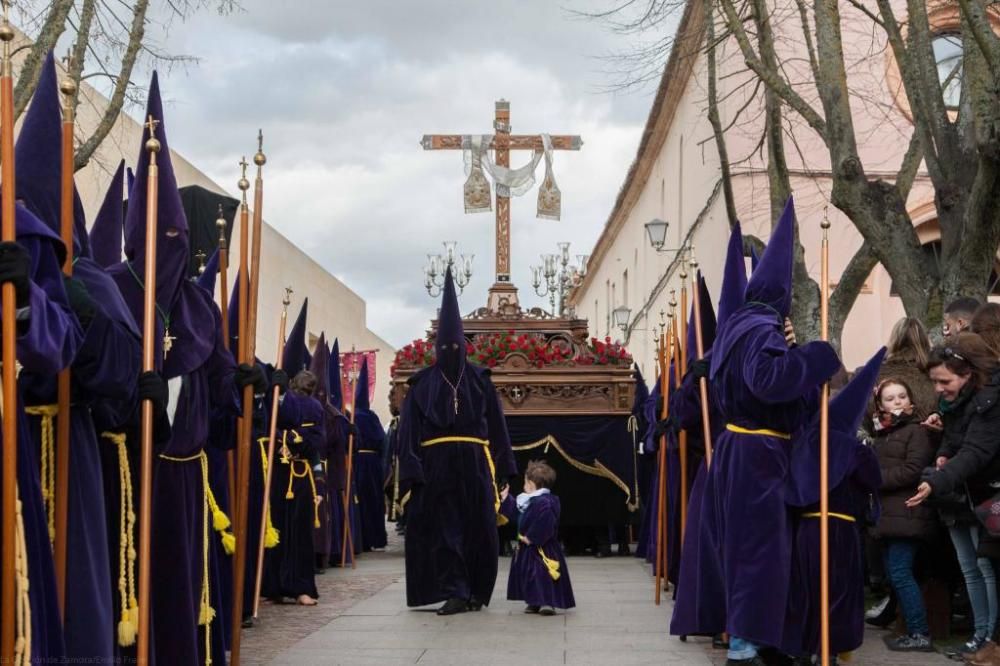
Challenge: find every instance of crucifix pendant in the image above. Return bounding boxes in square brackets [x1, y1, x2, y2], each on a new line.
[163, 328, 175, 359]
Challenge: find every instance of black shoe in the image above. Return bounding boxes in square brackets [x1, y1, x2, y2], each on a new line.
[594, 547, 612, 558]
[617, 543, 631, 556]
[524, 605, 540, 614]
[436, 598, 468, 616]
[241, 616, 254, 629]
[315, 567, 327, 575]
[539, 606, 556, 616]
[725, 658, 767, 666]
[712, 634, 730, 649]
[466, 597, 483, 611]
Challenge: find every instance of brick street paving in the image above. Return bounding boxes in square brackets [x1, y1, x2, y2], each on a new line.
[243, 528, 953, 665]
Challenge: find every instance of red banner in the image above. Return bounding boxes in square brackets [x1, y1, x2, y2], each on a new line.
[340, 350, 377, 407]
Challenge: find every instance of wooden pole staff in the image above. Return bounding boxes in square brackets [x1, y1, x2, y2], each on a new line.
[689, 255, 714, 471]
[216, 206, 237, 515]
[677, 260, 689, 543]
[341, 349, 358, 569]
[819, 214, 831, 666]
[53, 53, 77, 617]
[0, 7, 18, 662]
[253, 286, 292, 617]
[229, 157, 252, 666]
[232, 133, 266, 662]
[135, 115, 161, 666]
[655, 304, 674, 605]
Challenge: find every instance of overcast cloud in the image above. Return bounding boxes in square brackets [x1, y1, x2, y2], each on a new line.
[136, 0, 658, 347]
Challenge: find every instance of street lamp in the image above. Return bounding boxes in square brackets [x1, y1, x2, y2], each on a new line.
[645, 218, 688, 254]
[424, 241, 474, 297]
[612, 304, 632, 332]
[531, 241, 587, 316]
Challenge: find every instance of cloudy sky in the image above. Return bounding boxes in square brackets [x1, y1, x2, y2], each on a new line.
[135, 0, 662, 347]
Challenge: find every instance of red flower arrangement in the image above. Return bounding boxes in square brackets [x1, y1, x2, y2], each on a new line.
[390, 331, 632, 375]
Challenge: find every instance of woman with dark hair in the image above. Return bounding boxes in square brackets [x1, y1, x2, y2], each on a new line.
[907, 332, 1000, 657]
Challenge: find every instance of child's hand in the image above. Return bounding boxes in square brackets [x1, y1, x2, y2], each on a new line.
[518, 535, 530, 545]
[500, 484, 510, 502]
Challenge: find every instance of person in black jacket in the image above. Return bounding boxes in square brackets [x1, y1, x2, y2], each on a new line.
[907, 333, 1000, 657]
[870, 378, 938, 651]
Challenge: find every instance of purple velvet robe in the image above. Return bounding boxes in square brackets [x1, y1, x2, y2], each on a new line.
[355, 409, 387, 551]
[502, 493, 575, 609]
[0, 207, 83, 662]
[700, 306, 839, 647]
[781, 441, 880, 656]
[21, 257, 140, 663]
[262, 391, 325, 600]
[398, 366, 516, 607]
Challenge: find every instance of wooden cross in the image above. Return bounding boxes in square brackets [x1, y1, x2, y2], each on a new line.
[422, 100, 581, 311]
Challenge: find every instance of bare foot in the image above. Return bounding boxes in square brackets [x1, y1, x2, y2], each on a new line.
[297, 594, 318, 606]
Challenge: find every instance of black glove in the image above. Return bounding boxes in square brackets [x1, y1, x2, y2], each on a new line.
[235, 363, 267, 395]
[0, 241, 31, 308]
[653, 416, 675, 440]
[690, 358, 710, 380]
[137, 370, 168, 416]
[348, 422, 361, 440]
[271, 368, 289, 395]
[63, 276, 96, 328]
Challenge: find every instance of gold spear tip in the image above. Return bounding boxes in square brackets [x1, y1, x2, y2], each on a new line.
[215, 204, 226, 230]
[238, 156, 250, 191]
[254, 129, 266, 167]
[821, 205, 831, 230]
[282, 286, 293, 306]
[59, 76, 76, 97]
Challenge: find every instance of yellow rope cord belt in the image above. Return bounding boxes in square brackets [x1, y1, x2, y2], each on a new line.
[420, 436, 501, 516]
[158, 450, 220, 666]
[626, 415, 640, 512]
[802, 512, 856, 523]
[14, 492, 31, 666]
[101, 432, 138, 647]
[279, 428, 319, 528]
[725, 423, 791, 440]
[257, 437, 279, 548]
[24, 404, 58, 546]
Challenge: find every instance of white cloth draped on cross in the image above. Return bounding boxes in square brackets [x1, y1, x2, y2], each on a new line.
[462, 134, 561, 220]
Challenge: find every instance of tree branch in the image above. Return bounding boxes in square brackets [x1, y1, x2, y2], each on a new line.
[956, 0, 1000, 77]
[895, 130, 923, 200]
[13, 0, 74, 119]
[68, 0, 98, 113]
[706, 2, 739, 228]
[718, 0, 828, 137]
[75, 0, 149, 170]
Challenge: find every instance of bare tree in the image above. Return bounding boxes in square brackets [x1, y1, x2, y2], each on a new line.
[586, 0, 1000, 347]
[12, 0, 239, 170]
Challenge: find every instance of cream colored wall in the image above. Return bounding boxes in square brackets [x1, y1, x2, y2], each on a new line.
[46, 57, 395, 422]
[573, 2, 974, 380]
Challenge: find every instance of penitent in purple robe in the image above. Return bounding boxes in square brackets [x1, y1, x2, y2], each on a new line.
[399, 269, 516, 607]
[108, 72, 241, 666]
[15, 51, 142, 663]
[699, 198, 840, 648]
[780, 348, 884, 658]
[0, 203, 83, 663]
[262, 390, 324, 600]
[354, 358, 388, 551]
[502, 493, 575, 609]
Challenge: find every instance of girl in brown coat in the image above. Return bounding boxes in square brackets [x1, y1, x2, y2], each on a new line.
[871, 379, 938, 651]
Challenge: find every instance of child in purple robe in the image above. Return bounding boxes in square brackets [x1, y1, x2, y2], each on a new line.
[503, 460, 575, 615]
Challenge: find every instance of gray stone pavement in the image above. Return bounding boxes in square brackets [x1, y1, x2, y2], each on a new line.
[244, 529, 955, 665]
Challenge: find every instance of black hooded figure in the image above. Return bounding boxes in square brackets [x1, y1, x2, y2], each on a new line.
[398, 268, 516, 615]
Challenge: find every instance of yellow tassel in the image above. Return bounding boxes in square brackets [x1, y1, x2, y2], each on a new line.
[496, 514, 509, 527]
[212, 506, 230, 532]
[117, 607, 137, 647]
[26, 404, 58, 548]
[537, 546, 561, 581]
[198, 600, 215, 626]
[221, 530, 236, 555]
[265, 525, 280, 548]
[285, 488, 294, 500]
